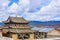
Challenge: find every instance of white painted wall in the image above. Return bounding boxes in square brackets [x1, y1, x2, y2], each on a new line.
[0, 37, 13, 40]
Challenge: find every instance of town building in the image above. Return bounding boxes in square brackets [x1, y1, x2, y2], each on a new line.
[0, 16, 60, 40]
[32, 27, 60, 38]
[0, 16, 35, 40]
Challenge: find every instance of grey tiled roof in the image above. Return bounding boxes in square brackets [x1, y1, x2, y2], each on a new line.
[31, 27, 54, 32]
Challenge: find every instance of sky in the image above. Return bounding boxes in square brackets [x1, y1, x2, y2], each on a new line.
[0, 0, 60, 22]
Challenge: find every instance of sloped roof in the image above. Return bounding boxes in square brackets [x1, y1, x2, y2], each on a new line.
[31, 27, 54, 32]
[55, 28, 60, 31]
[3, 16, 29, 23]
[3, 28, 34, 33]
[37, 25, 58, 28]
[1, 25, 32, 29]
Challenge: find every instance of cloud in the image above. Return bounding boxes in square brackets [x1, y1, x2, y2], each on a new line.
[0, 0, 9, 22]
[23, 0, 60, 21]
[8, 0, 30, 16]
[0, 0, 30, 22]
[0, 0, 60, 22]
[29, 0, 52, 12]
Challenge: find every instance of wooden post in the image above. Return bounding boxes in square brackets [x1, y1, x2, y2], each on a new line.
[0, 32, 2, 37]
[0, 29, 2, 37]
[12, 34, 18, 40]
[29, 33, 34, 40]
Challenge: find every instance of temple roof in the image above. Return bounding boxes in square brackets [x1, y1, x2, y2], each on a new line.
[2, 28, 35, 33]
[3, 16, 29, 23]
[0, 25, 33, 29]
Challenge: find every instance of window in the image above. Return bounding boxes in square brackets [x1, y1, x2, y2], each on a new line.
[18, 33, 30, 39]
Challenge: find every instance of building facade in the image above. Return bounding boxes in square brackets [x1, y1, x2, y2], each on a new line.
[0, 16, 60, 40]
[0, 16, 35, 40]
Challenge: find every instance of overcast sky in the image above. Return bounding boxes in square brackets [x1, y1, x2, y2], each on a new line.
[0, 0, 60, 22]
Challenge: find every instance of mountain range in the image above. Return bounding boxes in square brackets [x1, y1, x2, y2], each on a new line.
[29, 21, 60, 26]
[0, 21, 60, 26]
[0, 22, 5, 26]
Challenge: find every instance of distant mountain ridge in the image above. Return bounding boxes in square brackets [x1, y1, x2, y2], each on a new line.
[0, 21, 60, 26]
[0, 22, 5, 26]
[29, 21, 60, 26]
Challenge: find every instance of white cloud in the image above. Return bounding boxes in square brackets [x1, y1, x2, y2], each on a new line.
[8, 0, 30, 16]
[8, 3, 19, 13]
[29, 0, 52, 12]
[0, 0, 30, 21]
[0, 0, 60, 21]
[23, 0, 60, 21]
[0, 0, 9, 21]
